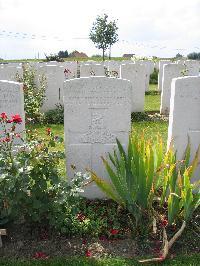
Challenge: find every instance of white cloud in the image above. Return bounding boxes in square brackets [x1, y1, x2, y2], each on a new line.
[0, 0, 199, 59]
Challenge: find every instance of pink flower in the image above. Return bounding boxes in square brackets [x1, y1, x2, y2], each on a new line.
[33, 252, 49, 259]
[0, 112, 7, 120]
[85, 250, 92, 257]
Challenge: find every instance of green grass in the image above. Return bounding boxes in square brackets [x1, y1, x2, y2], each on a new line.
[0, 254, 199, 266]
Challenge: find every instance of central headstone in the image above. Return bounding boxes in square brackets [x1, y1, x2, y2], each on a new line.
[64, 77, 132, 198]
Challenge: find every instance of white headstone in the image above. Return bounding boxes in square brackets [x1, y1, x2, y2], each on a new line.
[120, 63, 146, 112]
[158, 60, 171, 91]
[0, 80, 25, 133]
[39, 65, 66, 112]
[0, 65, 23, 81]
[160, 63, 185, 114]
[167, 76, 200, 181]
[184, 60, 200, 76]
[64, 77, 132, 198]
[108, 61, 120, 77]
[80, 64, 105, 77]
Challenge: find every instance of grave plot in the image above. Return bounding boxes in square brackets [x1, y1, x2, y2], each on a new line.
[63, 77, 132, 198]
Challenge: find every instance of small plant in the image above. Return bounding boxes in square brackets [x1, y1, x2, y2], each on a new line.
[0, 113, 83, 231]
[17, 65, 46, 123]
[90, 132, 164, 233]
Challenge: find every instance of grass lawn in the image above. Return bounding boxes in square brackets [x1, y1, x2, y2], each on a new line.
[0, 254, 199, 266]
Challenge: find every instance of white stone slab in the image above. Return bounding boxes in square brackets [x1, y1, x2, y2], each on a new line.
[39, 65, 66, 112]
[120, 63, 145, 112]
[158, 60, 171, 91]
[0, 65, 23, 81]
[160, 63, 185, 114]
[0, 80, 25, 134]
[80, 63, 105, 77]
[167, 76, 200, 181]
[64, 77, 132, 198]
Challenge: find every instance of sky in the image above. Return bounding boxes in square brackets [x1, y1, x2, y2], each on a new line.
[0, 0, 200, 59]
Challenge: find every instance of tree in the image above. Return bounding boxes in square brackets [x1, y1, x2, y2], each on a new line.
[58, 50, 69, 58]
[187, 52, 200, 60]
[175, 53, 183, 58]
[89, 14, 118, 61]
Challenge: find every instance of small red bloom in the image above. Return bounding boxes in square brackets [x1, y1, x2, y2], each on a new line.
[110, 229, 119, 235]
[12, 114, 22, 124]
[82, 239, 87, 245]
[7, 119, 13, 123]
[99, 235, 108, 241]
[33, 251, 49, 259]
[85, 250, 92, 257]
[0, 112, 7, 120]
[161, 219, 168, 228]
[4, 137, 11, 142]
[46, 128, 51, 135]
[15, 133, 21, 138]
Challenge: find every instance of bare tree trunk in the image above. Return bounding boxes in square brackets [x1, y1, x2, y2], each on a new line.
[102, 48, 105, 61]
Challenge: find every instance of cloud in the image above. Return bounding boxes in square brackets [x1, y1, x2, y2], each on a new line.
[0, 0, 199, 58]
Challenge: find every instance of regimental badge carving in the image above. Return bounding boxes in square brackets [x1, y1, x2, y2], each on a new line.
[80, 112, 116, 144]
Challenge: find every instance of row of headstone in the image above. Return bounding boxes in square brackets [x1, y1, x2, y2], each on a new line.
[160, 60, 200, 114]
[1, 74, 200, 197]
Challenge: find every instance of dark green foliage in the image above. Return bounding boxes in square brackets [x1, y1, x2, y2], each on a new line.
[45, 54, 64, 62]
[58, 50, 69, 58]
[149, 68, 158, 84]
[44, 104, 64, 124]
[187, 52, 200, 60]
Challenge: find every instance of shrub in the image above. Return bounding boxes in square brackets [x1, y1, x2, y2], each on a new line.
[0, 113, 84, 231]
[44, 104, 64, 124]
[150, 68, 158, 84]
[45, 53, 64, 62]
[17, 65, 46, 123]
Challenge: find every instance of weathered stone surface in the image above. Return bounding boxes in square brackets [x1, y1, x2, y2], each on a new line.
[120, 63, 145, 112]
[38, 65, 66, 112]
[184, 60, 200, 76]
[80, 64, 105, 77]
[167, 76, 200, 181]
[0, 65, 22, 81]
[160, 63, 185, 114]
[64, 77, 132, 198]
[0, 80, 25, 133]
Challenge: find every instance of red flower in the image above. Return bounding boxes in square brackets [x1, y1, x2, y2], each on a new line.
[12, 114, 22, 124]
[85, 250, 92, 257]
[0, 112, 7, 120]
[33, 252, 49, 259]
[46, 128, 51, 135]
[99, 235, 108, 241]
[110, 229, 119, 235]
[7, 119, 13, 123]
[4, 137, 11, 142]
[158, 255, 165, 261]
[161, 219, 168, 228]
[82, 239, 87, 245]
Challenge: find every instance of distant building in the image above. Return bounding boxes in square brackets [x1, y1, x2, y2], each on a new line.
[69, 50, 88, 58]
[123, 54, 135, 58]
